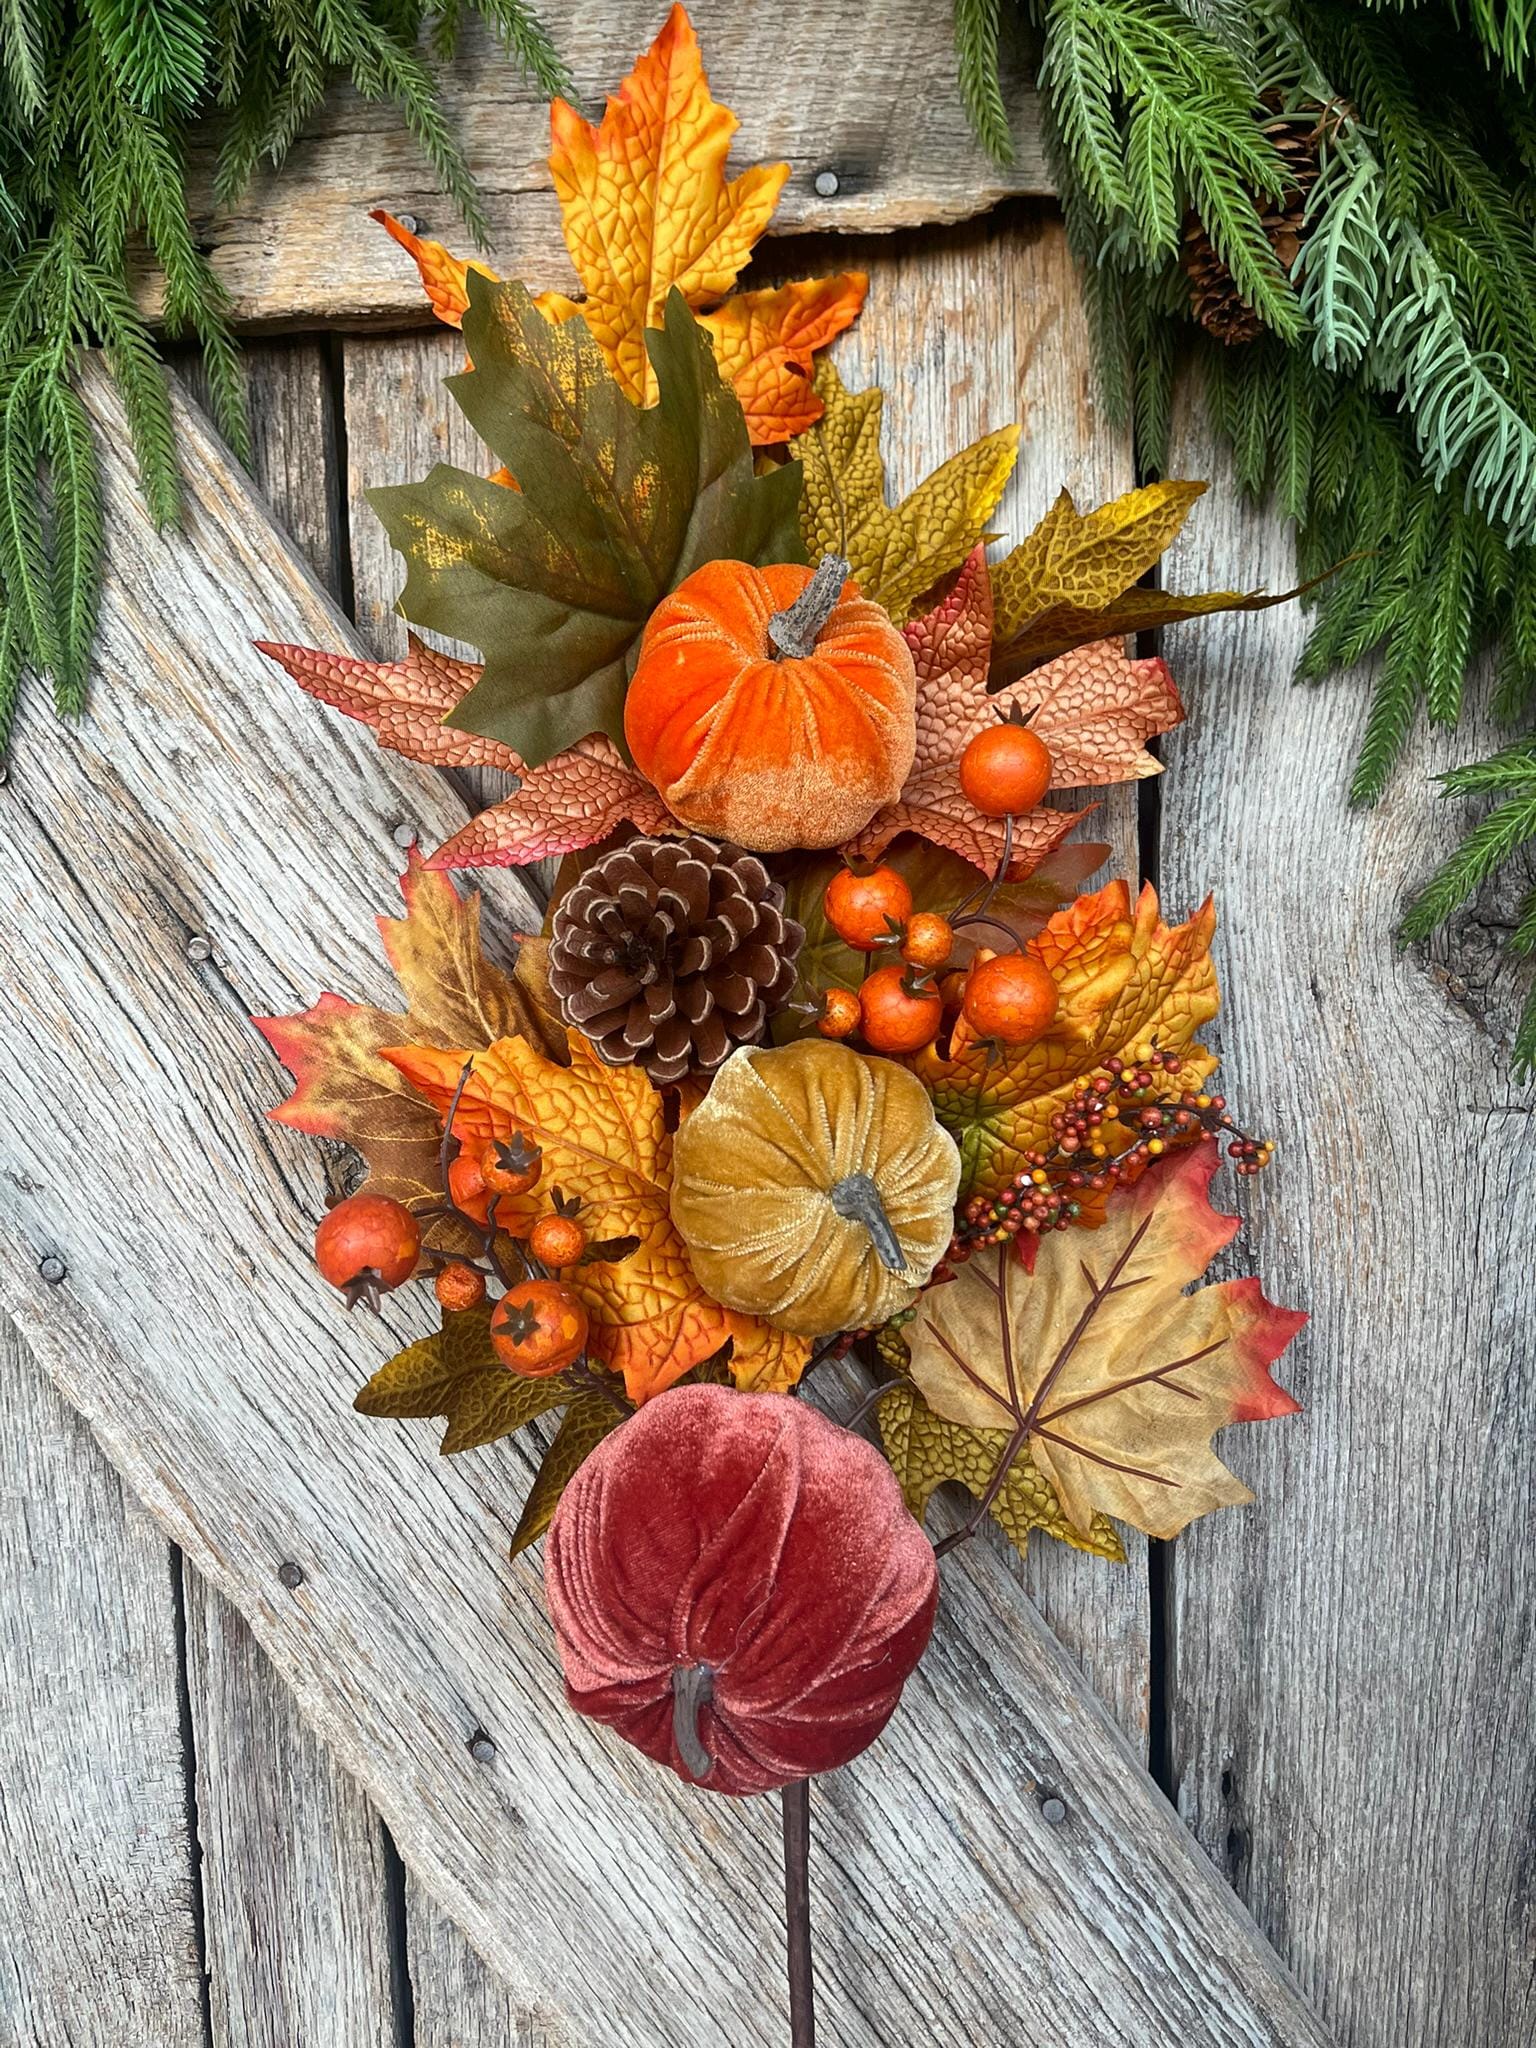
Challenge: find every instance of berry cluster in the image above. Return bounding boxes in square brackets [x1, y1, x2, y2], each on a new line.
[310, 1071, 632, 1387]
[931, 1045, 1275, 1276]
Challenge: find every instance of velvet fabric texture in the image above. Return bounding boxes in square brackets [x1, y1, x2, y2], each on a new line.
[544, 1385, 939, 1796]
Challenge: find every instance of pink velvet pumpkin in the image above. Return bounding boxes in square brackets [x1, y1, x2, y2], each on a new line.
[543, 1385, 939, 1796]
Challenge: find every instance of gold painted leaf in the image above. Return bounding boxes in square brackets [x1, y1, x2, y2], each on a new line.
[992, 579, 1319, 684]
[354, 1304, 575, 1453]
[791, 360, 1020, 622]
[904, 1147, 1305, 1540]
[990, 481, 1208, 641]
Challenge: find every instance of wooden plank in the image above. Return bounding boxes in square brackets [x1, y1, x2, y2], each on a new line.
[183, 1579, 397, 2048]
[0, 360, 1330, 2045]
[1158, 393, 1536, 2046]
[135, 8, 1048, 332]
[406, 1881, 555, 2048]
[0, 1319, 208, 2048]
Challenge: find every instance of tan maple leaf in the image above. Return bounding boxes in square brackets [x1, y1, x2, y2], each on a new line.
[370, 9, 865, 441]
[848, 547, 1182, 876]
[904, 1145, 1306, 1541]
[257, 638, 678, 868]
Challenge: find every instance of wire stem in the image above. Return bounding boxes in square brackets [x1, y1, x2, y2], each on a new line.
[781, 1778, 816, 2047]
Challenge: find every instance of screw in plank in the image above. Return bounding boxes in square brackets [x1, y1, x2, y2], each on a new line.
[467, 1730, 498, 1764]
[37, 1254, 66, 1285]
[391, 823, 418, 850]
[277, 1561, 305, 1590]
[1039, 1792, 1068, 1826]
[186, 935, 213, 963]
[397, 214, 419, 235]
[0, 761, 9, 786]
[813, 168, 841, 198]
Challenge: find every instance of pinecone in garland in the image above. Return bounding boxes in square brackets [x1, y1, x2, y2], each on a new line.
[548, 834, 804, 1087]
[1183, 102, 1322, 345]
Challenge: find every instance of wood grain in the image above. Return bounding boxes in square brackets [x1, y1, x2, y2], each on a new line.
[1158, 389, 1536, 2047]
[0, 356, 1329, 2045]
[0, 1321, 207, 2048]
[133, 8, 1048, 331]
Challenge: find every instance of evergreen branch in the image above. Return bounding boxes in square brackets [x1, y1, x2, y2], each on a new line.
[40, 370, 103, 715]
[955, 0, 1015, 165]
[1398, 789, 1536, 938]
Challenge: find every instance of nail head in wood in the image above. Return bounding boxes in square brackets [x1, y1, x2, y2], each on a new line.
[38, 1254, 67, 1285]
[0, 761, 9, 785]
[813, 168, 841, 198]
[277, 1561, 305, 1590]
[186, 935, 213, 963]
[391, 823, 417, 849]
[468, 1731, 497, 1764]
[1039, 1793, 1068, 1825]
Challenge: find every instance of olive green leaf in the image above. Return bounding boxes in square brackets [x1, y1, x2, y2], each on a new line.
[791, 360, 1019, 622]
[369, 278, 805, 769]
[990, 481, 1209, 641]
[509, 1392, 626, 1557]
[354, 1304, 573, 1454]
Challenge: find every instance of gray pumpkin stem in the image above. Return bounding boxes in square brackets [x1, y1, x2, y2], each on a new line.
[767, 554, 851, 660]
[829, 1171, 906, 1274]
[670, 1661, 716, 1781]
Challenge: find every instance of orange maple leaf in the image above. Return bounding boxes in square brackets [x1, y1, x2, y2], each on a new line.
[381, 1035, 812, 1404]
[910, 880, 1220, 1197]
[257, 638, 678, 867]
[849, 548, 1184, 876]
[371, 7, 864, 441]
[904, 1145, 1305, 1540]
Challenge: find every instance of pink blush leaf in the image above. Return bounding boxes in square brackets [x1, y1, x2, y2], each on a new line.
[425, 737, 680, 870]
[257, 636, 521, 773]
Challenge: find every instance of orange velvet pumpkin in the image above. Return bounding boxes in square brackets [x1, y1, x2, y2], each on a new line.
[624, 556, 917, 852]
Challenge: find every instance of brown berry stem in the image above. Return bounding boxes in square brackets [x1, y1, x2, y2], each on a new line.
[782, 1778, 816, 2047]
[828, 1172, 906, 1274]
[768, 554, 850, 660]
[670, 1661, 716, 1782]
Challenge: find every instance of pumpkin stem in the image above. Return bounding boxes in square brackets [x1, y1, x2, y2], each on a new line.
[829, 1171, 906, 1274]
[670, 1661, 716, 1781]
[767, 553, 851, 660]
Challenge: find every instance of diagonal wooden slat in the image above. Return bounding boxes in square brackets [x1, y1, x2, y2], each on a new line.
[133, 6, 1049, 331]
[0, 360, 1332, 2047]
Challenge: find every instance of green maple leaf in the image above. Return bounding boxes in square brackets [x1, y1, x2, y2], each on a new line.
[369, 278, 805, 768]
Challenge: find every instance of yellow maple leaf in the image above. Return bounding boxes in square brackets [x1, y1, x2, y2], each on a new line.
[381, 1034, 811, 1404]
[990, 481, 1209, 641]
[909, 880, 1220, 1196]
[791, 359, 1020, 622]
[903, 1146, 1305, 1541]
[370, 8, 864, 442]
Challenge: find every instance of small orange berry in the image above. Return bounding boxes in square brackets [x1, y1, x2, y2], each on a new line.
[817, 986, 862, 1039]
[480, 1130, 543, 1198]
[315, 1193, 421, 1309]
[447, 1148, 491, 1224]
[823, 865, 913, 951]
[530, 1212, 588, 1268]
[962, 952, 1059, 1045]
[490, 1279, 588, 1377]
[901, 911, 954, 971]
[434, 1261, 487, 1311]
[959, 720, 1053, 816]
[857, 963, 943, 1053]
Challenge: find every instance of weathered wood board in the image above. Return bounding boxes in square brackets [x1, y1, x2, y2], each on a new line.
[1159, 394, 1536, 2047]
[0, 1323, 207, 2048]
[135, 6, 1048, 330]
[0, 355, 1330, 2042]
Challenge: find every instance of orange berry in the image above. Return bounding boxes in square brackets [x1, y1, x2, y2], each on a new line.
[962, 952, 1059, 1045]
[490, 1279, 588, 1377]
[447, 1149, 491, 1223]
[816, 986, 862, 1038]
[315, 1193, 421, 1309]
[901, 911, 954, 971]
[824, 865, 913, 951]
[480, 1131, 542, 1198]
[857, 963, 943, 1053]
[959, 720, 1053, 816]
[434, 1261, 487, 1311]
[530, 1213, 588, 1268]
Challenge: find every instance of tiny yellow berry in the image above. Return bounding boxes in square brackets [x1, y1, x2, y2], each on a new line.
[1089, 1141, 1108, 1159]
[1031, 1169, 1048, 1186]
[1147, 1138, 1165, 1157]
[1195, 1094, 1212, 1110]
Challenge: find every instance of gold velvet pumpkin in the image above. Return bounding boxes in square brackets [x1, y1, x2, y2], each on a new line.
[623, 554, 917, 852]
[669, 1039, 962, 1337]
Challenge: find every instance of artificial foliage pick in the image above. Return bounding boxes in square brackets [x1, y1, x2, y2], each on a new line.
[952, 0, 1536, 1070]
[253, 15, 1316, 2043]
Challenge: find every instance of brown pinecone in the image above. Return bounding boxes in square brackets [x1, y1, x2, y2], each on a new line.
[548, 834, 804, 1086]
[1184, 103, 1322, 345]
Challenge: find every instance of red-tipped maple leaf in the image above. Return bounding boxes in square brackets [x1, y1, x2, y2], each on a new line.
[258, 638, 677, 869]
[848, 548, 1184, 877]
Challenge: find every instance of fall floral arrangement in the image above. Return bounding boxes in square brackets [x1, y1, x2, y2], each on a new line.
[252, 10, 1306, 2038]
